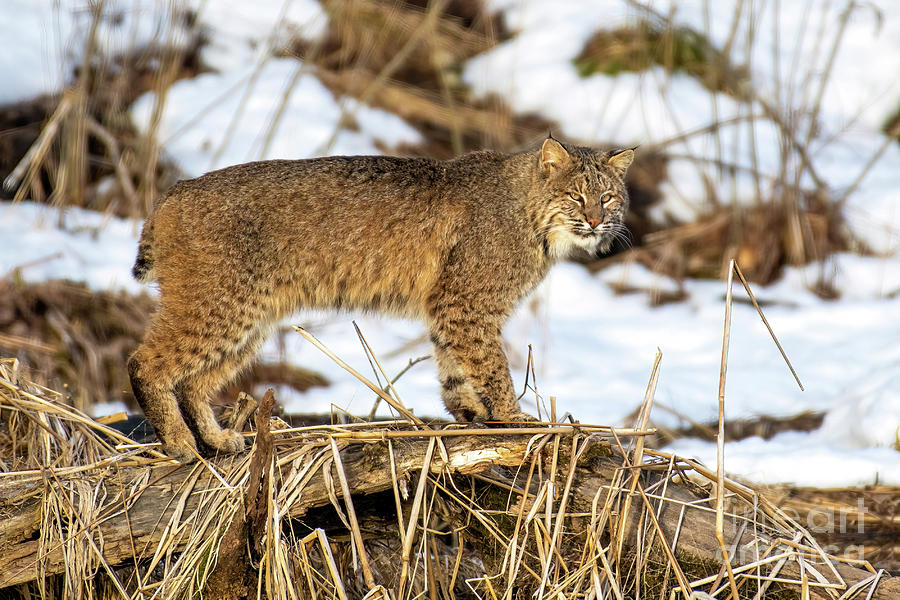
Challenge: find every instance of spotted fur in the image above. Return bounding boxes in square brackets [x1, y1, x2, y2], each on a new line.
[128, 137, 633, 461]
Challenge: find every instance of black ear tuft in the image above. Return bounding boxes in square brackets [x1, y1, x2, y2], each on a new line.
[540, 137, 571, 175]
[607, 148, 635, 175]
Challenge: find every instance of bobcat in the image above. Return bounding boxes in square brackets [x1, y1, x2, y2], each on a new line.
[128, 137, 633, 461]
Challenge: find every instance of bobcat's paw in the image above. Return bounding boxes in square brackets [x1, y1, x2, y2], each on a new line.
[162, 437, 199, 464]
[207, 428, 246, 454]
[466, 415, 489, 429]
[158, 423, 200, 463]
[490, 411, 538, 427]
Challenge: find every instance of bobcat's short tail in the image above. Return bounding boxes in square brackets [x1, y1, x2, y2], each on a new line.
[132, 218, 156, 282]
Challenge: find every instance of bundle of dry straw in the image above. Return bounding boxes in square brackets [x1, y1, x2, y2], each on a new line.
[0, 354, 894, 599]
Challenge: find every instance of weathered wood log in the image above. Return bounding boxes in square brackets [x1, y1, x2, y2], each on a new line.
[0, 432, 895, 599]
[0, 433, 530, 588]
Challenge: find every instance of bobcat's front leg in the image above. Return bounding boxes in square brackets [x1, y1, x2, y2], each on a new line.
[427, 319, 530, 423]
[429, 329, 487, 422]
[426, 244, 534, 423]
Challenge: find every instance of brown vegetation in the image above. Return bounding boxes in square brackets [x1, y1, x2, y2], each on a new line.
[574, 19, 749, 97]
[593, 195, 858, 286]
[1, 365, 896, 598]
[764, 485, 900, 575]
[0, 280, 154, 413]
[640, 410, 827, 448]
[0, 5, 205, 218]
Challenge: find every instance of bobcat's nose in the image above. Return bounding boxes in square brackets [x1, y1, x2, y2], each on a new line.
[587, 218, 602, 229]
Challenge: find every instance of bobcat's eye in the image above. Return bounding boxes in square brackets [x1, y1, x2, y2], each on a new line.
[568, 192, 585, 205]
[600, 192, 614, 206]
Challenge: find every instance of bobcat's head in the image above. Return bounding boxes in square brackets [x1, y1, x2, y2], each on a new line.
[533, 137, 633, 260]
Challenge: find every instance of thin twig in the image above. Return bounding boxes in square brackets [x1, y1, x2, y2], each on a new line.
[329, 437, 376, 589]
[398, 437, 438, 598]
[293, 325, 427, 427]
[716, 259, 741, 600]
[367, 354, 430, 421]
[732, 262, 804, 390]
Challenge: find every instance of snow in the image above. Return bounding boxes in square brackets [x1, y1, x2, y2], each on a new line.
[669, 434, 900, 488]
[2, 0, 899, 487]
[0, 202, 143, 293]
[0, 0, 326, 105]
[190, 0, 327, 72]
[477, 0, 900, 137]
[130, 59, 423, 177]
[652, 0, 900, 134]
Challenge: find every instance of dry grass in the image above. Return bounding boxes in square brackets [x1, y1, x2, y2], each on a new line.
[0, 280, 156, 414]
[760, 485, 900, 575]
[0, 301, 893, 597]
[634, 408, 826, 447]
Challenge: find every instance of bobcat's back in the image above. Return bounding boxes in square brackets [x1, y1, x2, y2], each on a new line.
[142, 156, 470, 319]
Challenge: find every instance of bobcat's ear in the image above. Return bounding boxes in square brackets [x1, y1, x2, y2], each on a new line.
[540, 137, 571, 175]
[607, 148, 635, 177]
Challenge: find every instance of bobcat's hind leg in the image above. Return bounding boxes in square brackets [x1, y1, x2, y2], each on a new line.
[177, 328, 268, 455]
[127, 349, 199, 463]
[178, 376, 246, 454]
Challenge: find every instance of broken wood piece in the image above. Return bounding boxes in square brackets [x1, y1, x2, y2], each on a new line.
[227, 390, 259, 432]
[204, 389, 275, 599]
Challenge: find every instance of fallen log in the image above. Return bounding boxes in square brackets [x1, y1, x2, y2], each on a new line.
[1, 424, 896, 599]
[0, 428, 533, 589]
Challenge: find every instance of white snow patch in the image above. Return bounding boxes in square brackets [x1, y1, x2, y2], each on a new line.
[190, 0, 327, 72]
[0, 1, 196, 105]
[668, 433, 900, 487]
[92, 400, 130, 419]
[0, 202, 143, 293]
[0, 0, 327, 105]
[131, 59, 422, 177]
